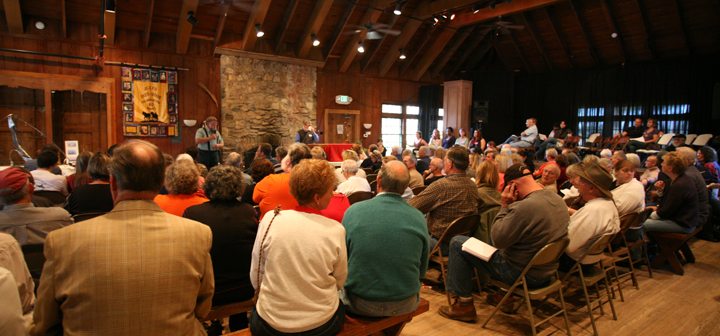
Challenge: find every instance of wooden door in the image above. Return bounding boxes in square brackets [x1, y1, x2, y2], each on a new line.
[52, 90, 108, 156]
[324, 109, 360, 144]
[0, 86, 46, 165]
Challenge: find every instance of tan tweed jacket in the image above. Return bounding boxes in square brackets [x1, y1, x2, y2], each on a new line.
[31, 200, 214, 336]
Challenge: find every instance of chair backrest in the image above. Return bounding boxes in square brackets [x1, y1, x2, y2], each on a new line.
[692, 133, 712, 146]
[657, 133, 675, 146]
[684, 134, 697, 145]
[618, 212, 642, 233]
[583, 233, 615, 260]
[347, 191, 374, 204]
[433, 214, 481, 250]
[411, 185, 426, 195]
[33, 190, 66, 206]
[586, 133, 600, 145]
[366, 174, 378, 184]
[370, 180, 377, 193]
[71, 212, 107, 222]
[362, 167, 374, 175]
[524, 238, 570, 269]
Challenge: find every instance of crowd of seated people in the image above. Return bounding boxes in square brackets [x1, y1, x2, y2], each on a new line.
[0, 121, 717, 335]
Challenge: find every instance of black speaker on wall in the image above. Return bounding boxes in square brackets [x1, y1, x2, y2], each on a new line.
[472, 100, 489, 132]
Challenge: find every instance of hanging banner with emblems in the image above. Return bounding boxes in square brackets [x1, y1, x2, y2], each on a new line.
[121, 67, 178, 137]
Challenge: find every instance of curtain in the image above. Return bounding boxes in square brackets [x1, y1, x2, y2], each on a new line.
[418, 85, 442, 142]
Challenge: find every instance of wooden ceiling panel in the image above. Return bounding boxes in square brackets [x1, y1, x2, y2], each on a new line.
[611, 0, 652, 61]
[326, 0, 368, 59]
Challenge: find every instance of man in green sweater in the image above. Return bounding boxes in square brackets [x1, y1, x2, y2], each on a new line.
[341, 161, 430, 316]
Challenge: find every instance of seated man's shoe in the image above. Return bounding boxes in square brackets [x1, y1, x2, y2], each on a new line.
[439, 298, 477, 323]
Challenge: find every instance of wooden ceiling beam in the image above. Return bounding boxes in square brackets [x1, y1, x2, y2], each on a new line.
[672, 0, 692, 54]
[430, 26, 473, 78]
[176, 0, 199, 54]
[298, 0, 334, 58]
[599, 0, 627, 62]
[400, 27, 435, 75]
[542, 7, 574, 68]
[3, 0, 23, 34]
[274, 0, 299, 53]
[213, 5, 229, 49]
[509, 30, 531, 72]
[241, 0, 272, 50]
[324, 1, 358, 61]
[104, 8, 117, 45]
[568, 0, 599, 66]
[61, 0, 67, 38]
[337, 0, 392, 73]
[460, 38, 493, 75]
[411, 27, 456, 81]
[377, 18, 422, 76]
[448, 28, 490, 77]
[143, 0, 155, 47]
[518, 12, 552, 71]
[414, 0, 478, 19]
[452, 0, 563, 27]
[633, 0, 656, 59]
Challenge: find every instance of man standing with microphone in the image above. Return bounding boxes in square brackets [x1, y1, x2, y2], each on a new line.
[195, 116, 224, 168]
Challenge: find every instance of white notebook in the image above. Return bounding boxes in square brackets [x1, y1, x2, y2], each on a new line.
[461, 237, 498, 262]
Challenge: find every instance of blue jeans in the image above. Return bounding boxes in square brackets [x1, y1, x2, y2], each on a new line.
[643, 218, 694, 234]
[250, 303, 345, 336]
[446, 236, 548, 297]
[341, 290, 419, 317]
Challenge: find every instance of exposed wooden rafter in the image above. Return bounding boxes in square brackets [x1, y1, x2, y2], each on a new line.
[461, 38, 493, 74]
[323, 1, 357, 61]
[452, 0, 563, 27]
[518, 13, 551, 71]
[61, 0, 67, 38]
[599, 0, 627, 62]
[672, 0, 692, 54]
[338, 0, 391, 73]
[377, 18, 422, 76]
[176, 0, 199, 54]
[400, 27, 436, 75]
[3, 0, 23, 34]
[213, 5, 229, 49]
[508, 30, 530, 72]
[568, 0, 599, 66]
[414, 0, 478, 19]
[297, 0, 334, 58]
[274, 0, 299, 53]
[104, 8, 117, 45]
[448, 28, 491, 78]
[411, 27, 456, 81]
[430, 26, 472, 78]
[143, 0, 155, 47]
[542, 7, 574, 68]
[241, 0, 272, 50]
[633, 0, 656, 59]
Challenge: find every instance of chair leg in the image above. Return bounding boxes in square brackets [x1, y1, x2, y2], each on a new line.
[579, 271, 599, 336]
[439, 255, 452, 306]
[643, 243, 653, 278]
[482, 284, 519, 329]
[679, 242, 696, 263]
[611, 266, 625, 302]
[521, 281, 537, 336]
[601, 273, 618, 320]
[557, 283, 572, 336]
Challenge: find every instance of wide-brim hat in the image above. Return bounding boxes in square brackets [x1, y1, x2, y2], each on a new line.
[575, 162, 614, 200]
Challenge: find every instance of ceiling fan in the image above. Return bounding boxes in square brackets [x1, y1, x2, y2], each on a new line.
[345, 23, 401, 40]
[481, 17, 524, 36]
[198, 0, 254, 14]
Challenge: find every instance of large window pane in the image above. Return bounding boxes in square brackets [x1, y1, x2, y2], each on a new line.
[437, 120, 444, 134]
[406, 105, 419, 115]
[381, 117, 402, 149]
[382, 104, 402, 114]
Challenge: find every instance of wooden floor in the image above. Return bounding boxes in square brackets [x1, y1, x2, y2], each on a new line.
[403, 239, 720, 336]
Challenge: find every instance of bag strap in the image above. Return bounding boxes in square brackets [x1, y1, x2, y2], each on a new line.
[253, 206, 282, 303]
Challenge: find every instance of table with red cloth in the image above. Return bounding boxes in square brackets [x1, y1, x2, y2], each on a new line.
[311, 143, 353, 162]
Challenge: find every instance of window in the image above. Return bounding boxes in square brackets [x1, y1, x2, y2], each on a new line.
[612, 105, 644, 136]
[380, 103, 419, 149]
[577, 107, 605, 143]
[653, 104, 689, 134]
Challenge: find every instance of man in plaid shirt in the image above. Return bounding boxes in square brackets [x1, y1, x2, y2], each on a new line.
[409, 146, 480, 250]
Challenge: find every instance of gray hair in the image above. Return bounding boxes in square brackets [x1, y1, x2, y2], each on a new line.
[341, 159, 359, 175]
[224, 152, 244, 168]
[418, 145, 431, 157]
[676, 147, 697, 167]
[379, 161, 410, 194]
[165, 160, 199, 195]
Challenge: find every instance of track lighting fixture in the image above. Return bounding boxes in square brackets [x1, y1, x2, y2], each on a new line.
[472, 4, 482, 14]
[186, 11, 198, 26]
[393, 2, 403, 16]
[105, 0, 116, 12]
[312, 33, 320, 47]
[255, 24, 264, 38]
[398, 49, 406, 60]
[357, 41, 365, 53]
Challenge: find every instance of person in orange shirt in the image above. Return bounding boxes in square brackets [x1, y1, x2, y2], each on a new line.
[253, 143, 313, 218]
[154, 160, 208, 216]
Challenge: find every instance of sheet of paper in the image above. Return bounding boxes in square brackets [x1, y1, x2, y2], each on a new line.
[461, 237, 498, 262]
[336, 124, 344, 135]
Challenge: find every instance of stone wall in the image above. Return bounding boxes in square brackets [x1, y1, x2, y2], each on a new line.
[220, 56, 316, 153]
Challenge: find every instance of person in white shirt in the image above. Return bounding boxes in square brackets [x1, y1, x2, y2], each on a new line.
[30, 150, 68, 196]
[334, 150, 366, 184]
[639, 155, 660, 186]
[565, 162, 620, 264]
[503, 118, 539, 148]
[611, 159, 645, 216]
[335, 160, 371, 196]
[0, 267, 27, 336]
